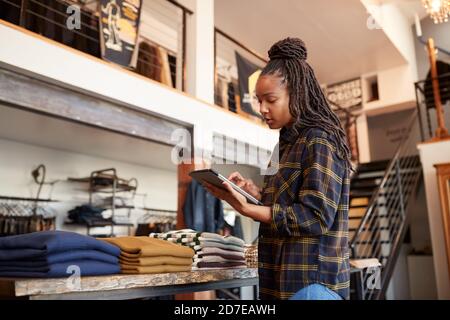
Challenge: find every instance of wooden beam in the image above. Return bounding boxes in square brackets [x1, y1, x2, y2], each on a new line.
[0, 68, 188, 146]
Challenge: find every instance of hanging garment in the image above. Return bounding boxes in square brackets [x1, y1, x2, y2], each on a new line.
[168, 54, 177, 87]
[223, 215, 244, 241]
[227, 82, 237, 113]
[158, 47, 174, 88]
[183, 180, 224, 233]
[136, 41, 162, 82]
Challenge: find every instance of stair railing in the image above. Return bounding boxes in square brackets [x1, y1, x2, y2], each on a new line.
[349, 110, 423, 300]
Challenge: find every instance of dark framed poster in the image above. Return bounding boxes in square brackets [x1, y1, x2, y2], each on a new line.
[99, 0, 142, 68]
[235, 51, 264, 121]
[326, 78, 363, 112]
[325, 78, 363, 163]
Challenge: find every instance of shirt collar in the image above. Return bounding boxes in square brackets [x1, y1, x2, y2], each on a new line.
[279, 125, 299, 144]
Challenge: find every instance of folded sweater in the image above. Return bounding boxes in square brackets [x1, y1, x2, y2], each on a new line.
[119, 255, 193, 266]
[193, 254, 245, 263]
[195, 246, 245, 258]
[192, 241, 244, 253]
[0, 250, 119, 267]
[193, 261, 247, 269]
[120, 264, 191, 274]
[150, 229, 245, 247]
[0, 231, 120, 261]
[101, 236, 194, 259]
[0, 260, 120, 278]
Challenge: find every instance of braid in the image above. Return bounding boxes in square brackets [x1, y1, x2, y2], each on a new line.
[262, 37, 352, 169]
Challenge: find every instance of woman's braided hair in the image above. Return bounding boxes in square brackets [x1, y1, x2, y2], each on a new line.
[262, 37, 352, 169]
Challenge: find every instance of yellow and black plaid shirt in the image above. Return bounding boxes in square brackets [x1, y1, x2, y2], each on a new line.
[259, 125, 350, 300]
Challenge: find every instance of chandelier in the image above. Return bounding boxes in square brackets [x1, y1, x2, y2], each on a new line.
[422, 0, 450, 23]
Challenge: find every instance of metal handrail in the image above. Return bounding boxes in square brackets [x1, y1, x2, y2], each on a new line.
[349, 110, 422, 300]
[215, 28, 268, 64]
[350, 111, 418, 248]
[415, 72, 450, 140]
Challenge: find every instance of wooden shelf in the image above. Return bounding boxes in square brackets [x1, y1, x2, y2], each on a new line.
[0, 268, 258, 300]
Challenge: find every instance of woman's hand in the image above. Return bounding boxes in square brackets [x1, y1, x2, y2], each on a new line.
[201, 180, 272, 224]
[228, 172, 262, 201]
[201, 181, 249, 214]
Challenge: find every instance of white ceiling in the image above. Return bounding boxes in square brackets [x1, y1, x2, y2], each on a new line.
[215, 0, 426, 84]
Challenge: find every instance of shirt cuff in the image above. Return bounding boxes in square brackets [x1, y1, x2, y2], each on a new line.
[270, 203, 285, 233]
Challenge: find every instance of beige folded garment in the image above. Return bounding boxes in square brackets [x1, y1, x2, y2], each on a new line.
[120, 264, 192, 274]
[119, 255, 193, 266]
[102, 236, 194, 259]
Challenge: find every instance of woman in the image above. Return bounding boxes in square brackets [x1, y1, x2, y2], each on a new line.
[202, 38, 351, 300]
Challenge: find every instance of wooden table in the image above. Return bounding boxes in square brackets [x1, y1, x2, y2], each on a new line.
[0, 268, 258, 300]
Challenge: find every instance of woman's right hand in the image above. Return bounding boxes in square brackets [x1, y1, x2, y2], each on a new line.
[227, 172, 262, 201]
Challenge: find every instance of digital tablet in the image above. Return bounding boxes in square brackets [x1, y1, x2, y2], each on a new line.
[189, 169, 263, 206]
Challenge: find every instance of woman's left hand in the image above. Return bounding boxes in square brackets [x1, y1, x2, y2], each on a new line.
[201, 181, 248, 214]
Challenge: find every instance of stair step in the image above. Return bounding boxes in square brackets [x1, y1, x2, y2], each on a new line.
[354, 170, 386, 179]
[356, 160, 390, 173]
[350, 197, 370, 206]
[349, 207, 366, 218]
[351, 178, 383, 189]
[350, 190, 376, 197]
[349, 219, 362, 229]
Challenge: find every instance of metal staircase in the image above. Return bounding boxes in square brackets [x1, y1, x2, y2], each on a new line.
[349, 112, 423, 300]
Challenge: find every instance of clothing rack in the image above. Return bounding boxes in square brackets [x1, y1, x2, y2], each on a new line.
[0, 197, 57, 236]
[135, 208, 177, 236]
[138, 208, 177, 222]
[67, 168, 138, 237]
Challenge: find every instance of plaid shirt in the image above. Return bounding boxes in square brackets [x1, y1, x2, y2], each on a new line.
[258, 125, 350, 300]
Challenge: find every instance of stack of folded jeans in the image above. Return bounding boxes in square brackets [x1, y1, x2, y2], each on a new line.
[0, 231, 121, 277]
[149, 229, 247, 270]
[101, 236, 195, 274]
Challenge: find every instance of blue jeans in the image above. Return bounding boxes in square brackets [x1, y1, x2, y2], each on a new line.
[289, 284, 343, 300]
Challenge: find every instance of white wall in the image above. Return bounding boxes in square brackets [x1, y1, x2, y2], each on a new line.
[0, 21, 279, 163]
[355, 1, 420, 163]
[361, 0, 418, 73]
[362, 66, 418, 114]
[0, 137, 178, 236]
[417, 139, 450, 299]
[413, 17, 450, 80]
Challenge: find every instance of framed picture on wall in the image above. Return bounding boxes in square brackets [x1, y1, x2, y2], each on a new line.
[324, 78, 363, 163]
[99, 0, 142, 68]
[235, 52, 264, 123]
